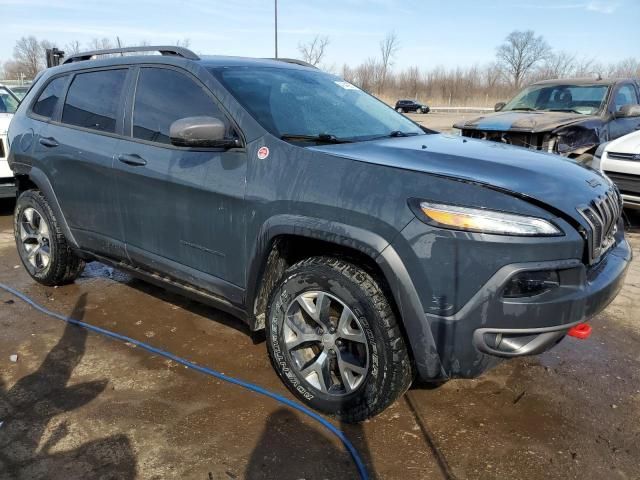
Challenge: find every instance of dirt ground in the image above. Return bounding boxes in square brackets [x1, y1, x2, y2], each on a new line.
[1, 129, 639, 478]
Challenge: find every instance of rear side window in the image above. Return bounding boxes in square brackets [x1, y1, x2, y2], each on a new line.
[62, 69, 127, 133]
[132, 67, 228, 145]
[32, 76, 67, 119]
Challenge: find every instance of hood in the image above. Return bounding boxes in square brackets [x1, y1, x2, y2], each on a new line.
[605, 129, 640, 154]
[454, 110, 599, 133]
[309, 133, 612, 223]
[0, 113, 12, 134]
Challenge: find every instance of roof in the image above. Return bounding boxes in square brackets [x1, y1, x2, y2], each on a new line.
[532, 77, 636, 86]
[58, 45, 317, 72]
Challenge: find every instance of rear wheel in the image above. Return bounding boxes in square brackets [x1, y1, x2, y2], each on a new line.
[396, 107, 404, 113]
[266, 256, 413, 422]
[14, 190, 85, 286]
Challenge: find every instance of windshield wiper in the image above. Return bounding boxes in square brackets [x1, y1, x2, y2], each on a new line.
[509, 107, 536, 111]
[280, 133, 352, 144]
[388, 130, 421, 137]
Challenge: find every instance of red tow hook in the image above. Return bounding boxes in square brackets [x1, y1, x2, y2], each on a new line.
[568, 323, 592, 340]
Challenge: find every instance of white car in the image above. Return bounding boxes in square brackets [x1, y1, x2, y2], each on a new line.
[0, 84, 19, 198]
[594, 130, 640, 209]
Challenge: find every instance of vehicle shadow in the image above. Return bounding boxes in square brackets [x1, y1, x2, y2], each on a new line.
[244, 408, 376, 479]
[0, 293, 137, 479]
[625, 208, 640, 233]
[115, 274, 254, 337]
[0, 198, 15, 216]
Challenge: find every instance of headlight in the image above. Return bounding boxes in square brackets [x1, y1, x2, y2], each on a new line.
[416, 201, 562, 236]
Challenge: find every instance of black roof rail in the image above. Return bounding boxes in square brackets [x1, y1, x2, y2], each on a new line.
[63, 45, 200, 64]
[268, 58, 318, 69]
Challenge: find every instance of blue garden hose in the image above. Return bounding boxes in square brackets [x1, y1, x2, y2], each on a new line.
[0, 282, 369, 480]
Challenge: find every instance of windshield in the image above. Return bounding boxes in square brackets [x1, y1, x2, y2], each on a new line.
[209, 67, 424, 142]
[0, 87, 20, 114]
[503, 84, 609, 115]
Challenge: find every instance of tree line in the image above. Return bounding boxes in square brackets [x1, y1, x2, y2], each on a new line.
[2, 31, 639, 107]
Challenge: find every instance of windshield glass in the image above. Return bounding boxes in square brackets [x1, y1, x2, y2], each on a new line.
[503, 83, 609, 115]
[209, 67, 424, 142]
[0, 87, 20, 114]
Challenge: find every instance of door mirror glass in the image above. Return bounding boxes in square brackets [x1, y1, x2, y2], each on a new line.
[614, 104, 640, 118]
[494, 102, 506, 112]
[169, 116, 236, 148]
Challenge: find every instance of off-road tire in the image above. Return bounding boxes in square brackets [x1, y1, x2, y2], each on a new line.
[266, 256, 413, 422]
[14, 190, 85, 286]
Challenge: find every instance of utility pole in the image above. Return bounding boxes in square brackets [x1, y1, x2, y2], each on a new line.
[274, 0, 278, 58]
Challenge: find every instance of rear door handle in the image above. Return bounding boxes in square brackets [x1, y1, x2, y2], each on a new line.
[39, 137, 59, 148]
[117, 153, 147, 167]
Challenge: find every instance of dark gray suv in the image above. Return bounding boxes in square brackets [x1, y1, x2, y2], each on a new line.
[7, 46, 631, 422]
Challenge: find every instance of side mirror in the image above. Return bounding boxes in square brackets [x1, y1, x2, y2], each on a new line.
[494, 102, 506, 112]
[614, 104, 640, 118]
[169, 116, 238, 148]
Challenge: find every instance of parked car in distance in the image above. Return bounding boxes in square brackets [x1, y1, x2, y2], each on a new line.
[593, 130, 640, 209]
[9, 85, 31, 100]
[454, 78, 640, 164]
[395, 99, 429, 114]
[8, 46, 631, 422]
[0, 84, 20, 198]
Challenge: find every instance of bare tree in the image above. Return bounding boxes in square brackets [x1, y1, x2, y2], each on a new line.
[378, 31, 399, 94]
[65, 40, 82, 55]
[536, 51, 577, 80]
[496, 30, 551, 89]
[88, 38, 115, 51]
[12, 36, 47, 78]
[297, 35, 330, 67]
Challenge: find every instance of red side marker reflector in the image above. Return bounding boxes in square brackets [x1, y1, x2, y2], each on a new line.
[568, 323, 592, 340]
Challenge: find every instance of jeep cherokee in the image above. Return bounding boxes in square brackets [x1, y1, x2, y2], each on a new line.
[7, 46, 631, 422]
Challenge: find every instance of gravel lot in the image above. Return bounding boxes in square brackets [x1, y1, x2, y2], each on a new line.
[1, 118, 639, 479]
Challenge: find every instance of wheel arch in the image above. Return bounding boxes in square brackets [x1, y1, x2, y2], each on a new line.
[247, 215, 445, 380]
[15, 167, 79, 249]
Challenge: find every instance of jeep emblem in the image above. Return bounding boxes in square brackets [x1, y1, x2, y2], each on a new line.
[586, 178, 601, 188]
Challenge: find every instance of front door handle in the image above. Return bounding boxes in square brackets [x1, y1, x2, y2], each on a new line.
[39, 137, 59, 148]
[117, 153, 147, 167]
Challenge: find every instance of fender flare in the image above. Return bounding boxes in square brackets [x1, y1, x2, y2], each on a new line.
[20, 167, 79, 249]
[246, 214, 445, 380]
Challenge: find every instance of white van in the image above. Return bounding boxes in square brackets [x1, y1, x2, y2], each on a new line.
[0, 85, 19, 198]
[594, 130, 640, 209]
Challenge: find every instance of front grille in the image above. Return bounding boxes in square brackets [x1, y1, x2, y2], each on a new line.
[607, 151, 640, 161]
[604, 171, 640, 196]
[578, 187, 623, 264]
[462, 130, 545, 151]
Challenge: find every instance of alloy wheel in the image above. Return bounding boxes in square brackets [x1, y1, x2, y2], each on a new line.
[283, 291, 370, 396]
[19, 207, 52, 271]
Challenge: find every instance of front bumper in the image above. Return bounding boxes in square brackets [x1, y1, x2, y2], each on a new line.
[426, 236, 631, 379]
[0, 177, 16, 199]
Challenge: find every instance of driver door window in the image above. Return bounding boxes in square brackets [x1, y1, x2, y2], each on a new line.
[612, 84, 638, 112]
[132, 67, 232, 144]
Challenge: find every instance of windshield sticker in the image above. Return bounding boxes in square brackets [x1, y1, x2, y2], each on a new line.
[257, 146, 270, 160]
[334, 81, 359, 90]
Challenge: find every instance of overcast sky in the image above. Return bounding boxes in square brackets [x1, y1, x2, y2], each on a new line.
[1, 0, 638, 70]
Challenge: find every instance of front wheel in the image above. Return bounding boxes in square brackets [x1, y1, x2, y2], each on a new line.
[396, 107, 404, 113]
[266, 256, 413, 422]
